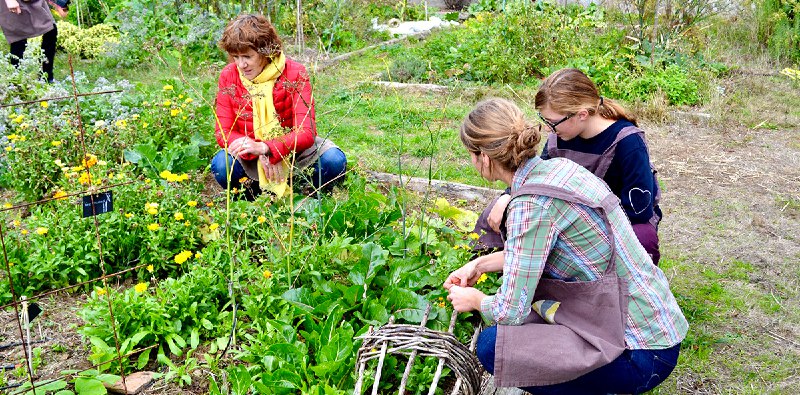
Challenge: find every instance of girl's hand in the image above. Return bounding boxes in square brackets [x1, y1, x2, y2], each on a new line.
[487, 193, 511, 232]
[443, 260, 481, 289]
[6, 0, 21, 14]
[446, 285, 486, 312]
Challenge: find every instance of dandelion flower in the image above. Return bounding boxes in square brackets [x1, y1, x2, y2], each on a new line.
[134, 282, 148, 293]
[257, 216, 266, 224]
[3, 203, 11, 208]
[174, 250, 192, 264]
[184, 221, 190, 226]
[468, 233, 480, 240]
[4, 147, 12, 152]
[184, 98, 194, 104]
[96, 288, 107, 296]
[78, 172, 91, 185]
[148, 207, 158, 215]
[147, 223, 160, 231]
[174, 212, 184, 221]
[53, 190, 67, 200]
[12, 220, 20, 227]
[163, 84, 173, 91]
[238, 177, 249, 183]
[170, 108, 181, 117]
[51, 141, 61, 146]
[115, 119, 127, 129]
[21, 230, 28, 235]
[263, 270, 272, 279]
[209, 223, 219, 231]
[206, 202, 214, 207]
[163, 100, 172, 107]
[187, 200, 198, 207]
[40, 101, 49, 108]
[194, 252, 202, 259]
[35, 227, 48, 235]
[476, 273, 488, 284]
[125, 213, 133, 219]
[146, 264, 154, 273]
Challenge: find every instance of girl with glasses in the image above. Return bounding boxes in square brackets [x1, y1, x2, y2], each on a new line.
[474, 68, 663, 265]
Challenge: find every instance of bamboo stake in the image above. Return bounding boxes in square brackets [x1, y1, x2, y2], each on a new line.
[428, 311, 458, 395]
[398, 305, 432, 395]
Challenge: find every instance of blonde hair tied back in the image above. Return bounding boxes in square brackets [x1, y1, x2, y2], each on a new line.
[460, 98, 542, 171]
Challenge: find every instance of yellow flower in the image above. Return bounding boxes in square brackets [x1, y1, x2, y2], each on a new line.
[13, 115, 23, 123]
[12, 220, 20, 227]
[78, 172, 91, 185]
[163, 100, 172, 107]
[238, 177, 249, 183]
[35, 227, 48, 235]
[468, 232, 480, 240]
[148, 208, 158, 215]
[125, 213, 133, 219]
[184, 221, 190, 226]
[142, 122, 149, 129]
[82, 153, 98, 169]
[147, 223, 160, 231]
[53, 190, 67, 200]
[184, 97, 194, 104]
[263, 270, 272, 279]
[146, 264, 154, 273]
[96, 288, 107, 296]
[160, 170, 173, 179]
[194, 252, 202, 259]
[174, 250, 192, 264]
[476, 273, 488, 284]
[3, 203, 11, 208]
[163, 84, 173, 91]
[206, 202, 214, 207]
[115, 119, 127, 129]
[4, 146, 12, 152]
[21, 230, 28, 235]
[209, 223, 219, 231]
[40, 101, 49, 108]
[174, 212, 184, 221]
[257, 216, 266, 224]
[170, 108, 181, 117]
[51, 141, 61, 146]
[134, 282, 148, 293]
[187, 200, 198, 207]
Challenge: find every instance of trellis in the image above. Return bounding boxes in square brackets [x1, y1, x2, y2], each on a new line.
[0, 59, 149, 394]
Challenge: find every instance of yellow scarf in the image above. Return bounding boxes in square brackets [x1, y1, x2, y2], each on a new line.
[239, 53, 290, 197]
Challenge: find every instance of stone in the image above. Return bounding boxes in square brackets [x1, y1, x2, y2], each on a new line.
[105, 371, 156, 394]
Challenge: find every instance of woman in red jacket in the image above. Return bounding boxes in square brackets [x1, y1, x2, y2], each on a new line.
[211, 14, 346, 198]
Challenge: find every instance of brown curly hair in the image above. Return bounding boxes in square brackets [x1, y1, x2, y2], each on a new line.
[219, 14, 283, 59]
[460, 98, 542, 171]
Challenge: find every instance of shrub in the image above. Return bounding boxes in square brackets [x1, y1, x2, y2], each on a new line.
[56, 21, 120, 59]
[756, 0, 800, 62]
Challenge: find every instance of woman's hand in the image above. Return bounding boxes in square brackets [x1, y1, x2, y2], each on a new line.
[487, 193, 511, 232]
[446, 285, 486, 312]
[6, 0, 21, 14]
[443, 260, 482, 289]
[228, 137, 268, 158]
[259, 156, 286, 182]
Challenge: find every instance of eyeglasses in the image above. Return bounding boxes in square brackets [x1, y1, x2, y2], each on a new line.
[537, 112, 573, 134]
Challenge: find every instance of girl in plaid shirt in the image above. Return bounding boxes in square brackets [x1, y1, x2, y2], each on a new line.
[445, 98, 687, 394]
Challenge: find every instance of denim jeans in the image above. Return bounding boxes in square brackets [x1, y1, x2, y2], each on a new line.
[210, 148, 346, 197]
[476, 326, 681, 395]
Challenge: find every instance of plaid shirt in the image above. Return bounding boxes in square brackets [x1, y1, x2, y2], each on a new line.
[479, 157, 688, 349]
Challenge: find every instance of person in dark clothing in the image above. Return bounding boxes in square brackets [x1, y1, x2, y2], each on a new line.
[1, 0, 59, 82]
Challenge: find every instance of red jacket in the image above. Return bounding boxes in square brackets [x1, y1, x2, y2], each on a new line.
[214, 59, 316, 164]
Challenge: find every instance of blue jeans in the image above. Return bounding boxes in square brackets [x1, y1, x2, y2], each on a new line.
[210, 148, 347, 197]
[476, 326, 681, 395]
